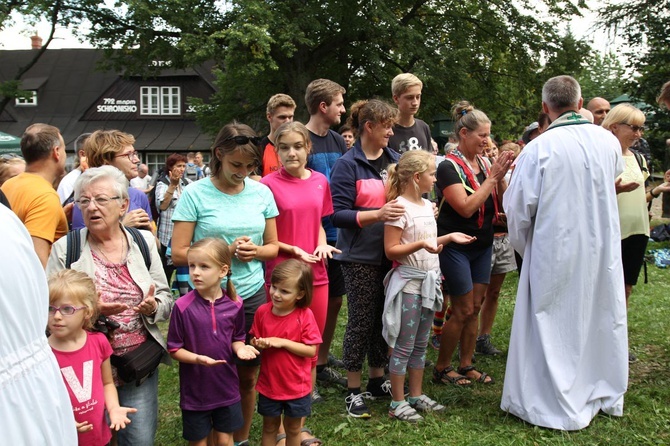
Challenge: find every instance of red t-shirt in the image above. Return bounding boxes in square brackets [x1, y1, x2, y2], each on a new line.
[250, 303, 322, 400]
[51, 331, 114, 446]
[261, 141, 281, 177]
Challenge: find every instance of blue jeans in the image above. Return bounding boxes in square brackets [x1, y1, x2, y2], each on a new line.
[116, 370, 159, 446]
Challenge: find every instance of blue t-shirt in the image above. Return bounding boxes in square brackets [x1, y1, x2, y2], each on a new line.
[307, 129, 347, 242]
[172, 177, 279, 299]
[72, 187, 153, 230]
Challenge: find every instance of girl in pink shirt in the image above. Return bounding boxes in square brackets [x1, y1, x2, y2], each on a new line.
[48, 269, 136, 446]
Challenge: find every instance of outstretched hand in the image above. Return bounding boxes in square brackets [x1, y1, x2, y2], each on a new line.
[313, 244, 341, 260]
[109, 406, 138, 431]
[195, 355, 227, 366]
[615, 177, 640, 194]
[489, 150, 514, 182]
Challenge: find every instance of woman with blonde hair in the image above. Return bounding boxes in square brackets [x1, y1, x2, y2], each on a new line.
[432, 101, 513, 386]
[603, 104, 670, 320]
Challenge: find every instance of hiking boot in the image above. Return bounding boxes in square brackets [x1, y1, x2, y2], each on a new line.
[476, 334, 502, 356]
[345, 392, 372, 418]
[316, 366, 347, 387]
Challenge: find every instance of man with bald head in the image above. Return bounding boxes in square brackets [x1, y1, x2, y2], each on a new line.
[502, 76, 627, 430]
[587, 97, 611, 126]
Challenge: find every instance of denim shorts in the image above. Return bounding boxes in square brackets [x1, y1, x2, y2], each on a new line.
[440, 245, 493, 296]
[257, 392, 311, 418]
[235, 284, 266, 367]
[182, 401, 243, 441]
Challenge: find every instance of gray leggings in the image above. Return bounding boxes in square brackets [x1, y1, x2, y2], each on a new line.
[388, 292, 434, 375]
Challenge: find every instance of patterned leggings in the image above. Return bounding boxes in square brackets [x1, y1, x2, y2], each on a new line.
[388, 292, 434, 375]
[341, 262, 389, 372]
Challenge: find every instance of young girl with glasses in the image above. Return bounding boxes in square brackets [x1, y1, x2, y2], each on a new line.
[47, 269, 137, 446]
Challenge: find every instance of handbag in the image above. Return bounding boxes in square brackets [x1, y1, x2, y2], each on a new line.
[111, 335, 165, 386]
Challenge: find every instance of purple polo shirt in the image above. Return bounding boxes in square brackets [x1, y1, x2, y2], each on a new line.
[72, 187, 153, 230]
[167, 289, 246, 410]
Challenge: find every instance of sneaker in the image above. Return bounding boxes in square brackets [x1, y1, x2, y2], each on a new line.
[476, 334, 502, 356]
[431, 334, 441, 350]
[311, 388, 324, 405]
[389, 401, 423, 423]
[317, 366, 347, 387]
[328, 353, 345, 369]
[366, 379, 393, 400]
[410, 394, 446, 413]
[345, 392, 372, 418]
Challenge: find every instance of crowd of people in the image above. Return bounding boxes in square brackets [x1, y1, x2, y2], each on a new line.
[2, 76, 670, 445]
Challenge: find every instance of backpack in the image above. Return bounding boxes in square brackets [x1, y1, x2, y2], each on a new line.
[183, 163, 201, 182]
[65, 227, 151, 269]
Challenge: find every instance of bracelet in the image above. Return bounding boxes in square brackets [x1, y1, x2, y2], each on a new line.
[165, 189, 174, 195]
[650, 188, 660, 198]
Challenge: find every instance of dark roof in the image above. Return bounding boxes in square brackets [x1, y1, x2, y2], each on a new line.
[0, 49, 214, 152]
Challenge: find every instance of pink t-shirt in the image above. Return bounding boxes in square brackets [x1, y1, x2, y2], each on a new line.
[261, 168, 334, 285]
[51, 331, 114, 446]
[250, 303, 322, 400]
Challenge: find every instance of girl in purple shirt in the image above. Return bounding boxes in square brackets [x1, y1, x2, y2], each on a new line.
[167, 238, 259, 446]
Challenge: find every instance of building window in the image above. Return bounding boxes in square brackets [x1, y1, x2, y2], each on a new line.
[146, 153, 169, 178]
[140, 86, 180, 115]
[15, 91, 37, 106]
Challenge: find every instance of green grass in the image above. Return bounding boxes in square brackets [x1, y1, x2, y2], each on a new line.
[155, 242, 670, 445]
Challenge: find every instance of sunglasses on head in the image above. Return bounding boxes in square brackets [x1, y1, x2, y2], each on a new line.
[224, 135, 262, 146]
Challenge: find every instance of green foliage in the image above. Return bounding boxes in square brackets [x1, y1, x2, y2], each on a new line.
[42, 0, 587, 140]
[578, 52, 627, 101]
[597, 0, 670, 163]
[157, 243, 670, 444]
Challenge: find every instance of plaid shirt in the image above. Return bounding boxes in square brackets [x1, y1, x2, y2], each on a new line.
[155, 179, 188, 247]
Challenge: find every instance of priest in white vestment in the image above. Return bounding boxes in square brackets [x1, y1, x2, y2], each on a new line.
[501, 75, 628, 431]
[0, 205, 77, 444]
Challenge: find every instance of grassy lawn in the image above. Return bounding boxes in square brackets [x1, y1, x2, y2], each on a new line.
[155, 241, 670, 445]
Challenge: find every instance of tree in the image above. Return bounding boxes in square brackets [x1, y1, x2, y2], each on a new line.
[6, 0, 589, 140]
[597, 0, 670, 162]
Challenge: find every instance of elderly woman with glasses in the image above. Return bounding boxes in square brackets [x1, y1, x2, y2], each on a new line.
[47, 165, 173, 446]
[71, 130, 154, 231]
[171, 121, 279, 446]
[603, 104, 670, 317]
[604, 105, 670, 302]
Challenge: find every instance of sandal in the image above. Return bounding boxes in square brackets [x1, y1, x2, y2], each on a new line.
[457, 365, 494, 384]
[388, 401, 423, 423]
[276, 433, 287, 445]
[300, 427, 323, 446]
[432, 366, 472, 386]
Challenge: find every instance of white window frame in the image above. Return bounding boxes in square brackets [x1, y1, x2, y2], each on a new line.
[15, 91, 37, 106]
[140, 86, 180, 116]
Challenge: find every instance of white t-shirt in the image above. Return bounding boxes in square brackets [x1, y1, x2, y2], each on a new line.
[130, 175, 152, 191]
[385, 195, 439, 294]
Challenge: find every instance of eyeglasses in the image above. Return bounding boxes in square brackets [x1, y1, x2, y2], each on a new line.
[75, 195, 121, 208]
[48, 305, 87, 316]
[115, 151, 139, 161]
[223, 135, 262, 146]
[621, 123, 645, 133]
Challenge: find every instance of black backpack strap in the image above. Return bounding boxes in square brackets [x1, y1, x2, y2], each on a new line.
[65, 229, 82, 268]
[125, 226, 151, 269]
[632, 150, 648, 174]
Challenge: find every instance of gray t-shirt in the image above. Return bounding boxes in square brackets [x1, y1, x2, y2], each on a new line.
[388, 118, 432, 154]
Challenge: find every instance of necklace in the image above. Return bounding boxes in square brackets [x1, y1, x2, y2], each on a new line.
[90, 235, 127, 265]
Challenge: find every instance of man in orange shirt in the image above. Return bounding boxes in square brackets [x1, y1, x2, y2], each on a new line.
[1, 123, 68, 267]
